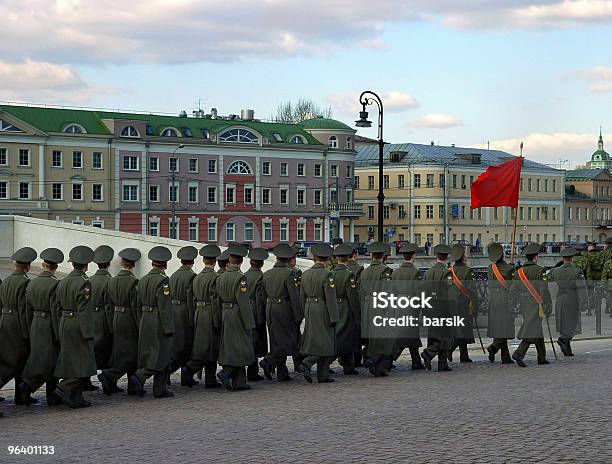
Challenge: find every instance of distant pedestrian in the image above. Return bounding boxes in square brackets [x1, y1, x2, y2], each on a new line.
[424, 241, 431, 256]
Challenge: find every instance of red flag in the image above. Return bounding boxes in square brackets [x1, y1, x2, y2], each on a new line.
[470, 157, 522, 209]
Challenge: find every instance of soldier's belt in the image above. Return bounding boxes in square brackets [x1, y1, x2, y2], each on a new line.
[306, 297, 323, 303]
[267, 297, 288, 303]
[62, 310, 76, 318]
[172, 299, 187, 305]
[222, 302, 237, 309]
[196, 301, 212, 307]
[33, 310, 50, 318]
[114, 306, 128, 313]
[142, 306, 159, 312]
[1, 308, 15, 314]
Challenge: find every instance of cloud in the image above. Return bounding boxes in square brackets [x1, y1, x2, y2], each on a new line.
[408, 113, 463, 129]
[328, 91, 419, 115]
[0, 60, 117, 104]
[3, 1, 612, 68]
[567, 65, 612, 93]
[488, 131, 606, 166]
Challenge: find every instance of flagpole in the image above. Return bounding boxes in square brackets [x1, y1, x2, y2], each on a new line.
[510, 142, 524, 265]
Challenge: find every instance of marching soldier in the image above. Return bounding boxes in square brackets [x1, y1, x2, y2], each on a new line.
[298, 243, 339, 383]
[183, 244, 222, 389]
[448, 244, 479, 363]
[258, 243, 303, 381]
[19, 248, 64, 406]
[331, 244, 361, 375]
[391, 243, 425, 369]
[361, 241, 394, 376]
[244, 247, 269, 382]
[548, 248, 587, 356]
[485, 243, 516, 364]
[510, 243, 553, 367]
[604, 237, 612, 316]
[421, 244, 453, 372]
[98, 248, 141, 395]
[217, 250, 230, 274]
[288, 246, 304, 372]
[0, 247, 37, 404]
[54, 246, 97, 408]
[216, 244, 256, 391]
[346, 244, 365, 367]
[85, 245, 115, 391]
[169, 246, 198, 387]
[130, 246, 175, 398]
[585, 240, 605, 316]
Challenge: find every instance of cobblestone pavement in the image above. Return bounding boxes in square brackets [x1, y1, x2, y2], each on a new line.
[2, 339, 612, 464]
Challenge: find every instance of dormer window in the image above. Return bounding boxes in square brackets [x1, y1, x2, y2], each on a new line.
[63, 124, 86, 134]
[329, 136, 338, 149]
[290, 135, 306, 144]
[219, 128, 259, 144]
[345, 137, 353, 150]
[227, 160, 252, 175]
[120, 125, 140, 138]
[161, 127, 180, 137]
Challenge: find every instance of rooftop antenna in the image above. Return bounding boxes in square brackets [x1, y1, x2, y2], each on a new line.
[487, 140, 490, 150]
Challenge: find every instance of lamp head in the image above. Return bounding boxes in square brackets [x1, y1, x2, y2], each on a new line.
[355, 109, 372, 128]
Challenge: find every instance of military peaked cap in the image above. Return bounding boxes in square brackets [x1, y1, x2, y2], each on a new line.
[40, 248, 64, 264]
[177, 246, 198, 261]
[93, 245, 114, 264]
[68, 246, 94, 265]
[12, 246, 37, 263]
[148, 246, 172, 262]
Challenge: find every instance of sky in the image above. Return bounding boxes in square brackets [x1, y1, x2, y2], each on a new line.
[1, 0, 612, 168]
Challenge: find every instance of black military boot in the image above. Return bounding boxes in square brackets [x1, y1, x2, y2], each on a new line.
[486, 344, 497, 363]
[181, 367, 199, 387]
[97, 371, 114, 396]
[500, 344, 513, 364]
[259, 358, 274, 381]
[421, 350, 433, 371]
[557, 338, 570, 356]
[247, 361, 264, 381]
[82, 377, 99, 392]
[459, 345, 472, 363]
[512, 352, 527, 367]
[438, 352, 452, 372]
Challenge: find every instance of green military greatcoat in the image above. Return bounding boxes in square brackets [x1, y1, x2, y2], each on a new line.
[191, 268, 220, 363]
[509, 261, 552, 340]
[361, 261, 394, 357]
[391, 261, 422, 348]
[137, 268, 174, 371]
[486, 261, 515, 339]
[332, 263, 360, 354]
[244, 266, 267, 357]
[0, 272, 30, 380]
[548, 263, 587, 337]
[299, 262, 340, 357]
[54, 270, 97, 378]
[217, 267, 256, 366]
[88, 269, 113, 370]
[22, 272, 60, 380]
[257, 262, 303, 356]
[422, 262, 453, 350]
[107, 269, 141, 372]
[449, 262, 477, 342]
[169, 265, 196, 365]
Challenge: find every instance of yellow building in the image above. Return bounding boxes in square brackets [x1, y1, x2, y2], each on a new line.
[354, 143, 565, 246]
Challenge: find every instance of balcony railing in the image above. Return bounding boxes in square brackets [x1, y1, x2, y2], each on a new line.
[595, 219, 612, 228]
[328, 202, 364, 217]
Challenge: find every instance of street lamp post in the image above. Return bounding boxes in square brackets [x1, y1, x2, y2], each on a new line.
[170, 144, 185, 239]
[356, 91, 385, 242]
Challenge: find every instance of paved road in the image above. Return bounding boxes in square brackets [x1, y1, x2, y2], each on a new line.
[1, 339, 612, 464]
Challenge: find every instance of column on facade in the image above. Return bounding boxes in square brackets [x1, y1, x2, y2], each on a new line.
[349, 219, 355, 243]
[338, 218, 345, 240]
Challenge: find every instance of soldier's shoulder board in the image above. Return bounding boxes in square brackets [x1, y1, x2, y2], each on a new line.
[84, 285, 91, 300]
[240, 278, 248, 292]
[162, 283, 170, 296]
[349, 275, 357, 289]
[328, 275, 335, 288]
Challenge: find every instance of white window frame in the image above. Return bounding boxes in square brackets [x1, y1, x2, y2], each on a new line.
[226, 222, 235, 242]
[51, 182, 63, 201]
[262, 161, 271, 176]
[262, 188, 271, 205]
[244, 184, 254, 205]
[280, 220, 289, 242]
[227, 160, 253, 175]
[297, 220, 306, 242]
[329, 136, 338, 149]
[92, 183, 104, 202]
[169, 217, 180, 240]
[244, 222, 254, 242]
[262, 221, 272, 242]
[149, 184, 160, 203]
[72, 151, 83, 169]
[169, 182, 179, 203]
[121, 125, 140, 138]
[280, 185, 289, 205]
[331, 164, 338, 178]
[313, 189, 322, 206]
[188, 158, 198, 173]
[92, 152, 103, 170]
[18, 148, 30, 167]
[188, 182, 199, 203]
[149, 220, 160, 237]
[123, 155, 139, 171]
[297, 163, 305, 176]
[71, 181, 83, 202]
[188, 219, 199, 242]
[297, 186, 306, 206]
[314, 163, 322, 177]
[207, 220, 218, 242]
[314, 221, 323, 241]
[207, 186, 217, 203]
[0, 148, 7, 167]
[0, 181, 8, 199]
[51, 150, 62, 168]
[169, 157, 179, 173]
[208, 159, 217, 174]
[122, 181, 139, 202]
[225, 184, 236, 204]
[149, 156, 159, 172]
[280, 162, 288, 177]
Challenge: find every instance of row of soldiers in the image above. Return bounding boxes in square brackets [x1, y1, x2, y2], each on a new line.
[571, 238, 612, 317]
[0, 237, 596, 412]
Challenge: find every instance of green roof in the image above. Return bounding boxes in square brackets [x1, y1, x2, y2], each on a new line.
[565, 168, 608, 180]
[0, 105, 322, 145]
[299, 117, 354, 131]
[591, 149, 609, 161]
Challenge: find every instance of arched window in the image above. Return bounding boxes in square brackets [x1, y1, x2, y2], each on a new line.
[121, 125, 140, 137]
[345, 137, 352, 149]
[227, 160, 252, 175]
[161, 127, 179, 137]
[219, 128, 259, 144]
[63, 123, 86, 134]
[290, 135, 306, 144]
[329, 135, 338, 149]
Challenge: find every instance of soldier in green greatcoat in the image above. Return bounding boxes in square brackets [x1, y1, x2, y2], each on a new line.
[85, 245, 114, 391]
[361, 241, 394, 377]
[510, 243, 553, 367]
[19, 248, 64, 406]
[184, 244, 222, 388]
[391, 243, 425, 369]
[421, 244, 453, 372]
[548, 248, 587, 356]
[258, 243, 303, 381]
[0, 247, 37, 404]
[288, 246, 304, 372]
[448, 244, 478, 363]
[216, 244, 256, 391]
[169, 246, 198, 387]
[244, 247, 268, 382]
[485, 243, 516, 364]
[604, 237, 612, 316]
[217, 250, 230, 275]
[297, 243, 339, 383]
[98, 248, 141, 395]
[347, 244, 365, 367]
[130, 246, 175, 398]
[332, 244, 360, 375]
[54, 246, 97, 409]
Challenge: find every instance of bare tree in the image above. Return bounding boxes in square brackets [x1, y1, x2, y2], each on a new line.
[272, 99, 333, 124]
